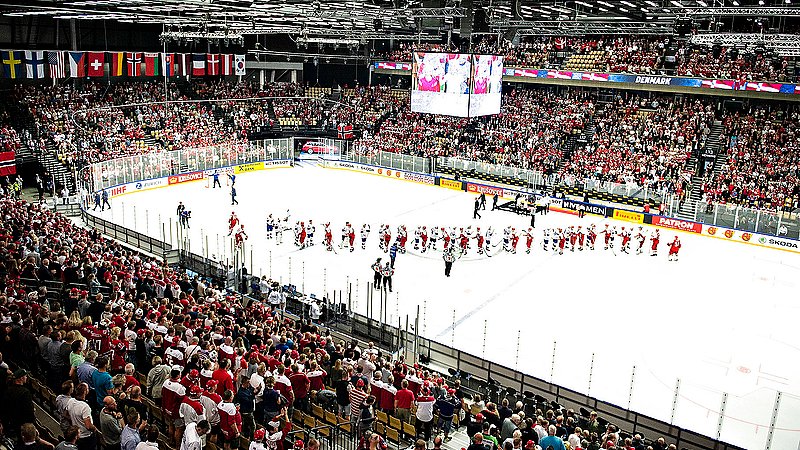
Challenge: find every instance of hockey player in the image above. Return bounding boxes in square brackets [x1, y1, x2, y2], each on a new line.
[420, 226, 429, 252]
[485, 226, 495, 256]
[502, 226, 511, 252]
[294, 221, 302, 247]
[620, 227, 631, 254]
[588, 225, 597, 250]
[306, 220, 315, 246]
[348, 224, 356, 252]
[635, 227, 646, 255]
[361, 224, 371, 250]
[510, 228, 520, 254]
[459, 228, 469, 255]
[650, 229, 660, 256]
[228, 212, 239, 236]
[397, 226, 408, 253]
[299, 222, 307, 248]
[542, 228, 550, 251]
[576, 226, 585, 251]
[568, 226, 577, 252]
[382, 226, 392, 253]
[414, 226, 422, 250]
[475, 227, 485, 255]
[266, 214, 275, 240]
[340, 223, 350, 249]
[429, 226, 439, 250]
[557, 228, 567, 255]
[668, 236, 681, 261]
[442, 227, 451, 251]
[377, 225, 387, 251]
[601, 224, 611, 250]
[235, 225, 248, 248]
[524, 228, 534, 254]
[324, 223, 333, 251]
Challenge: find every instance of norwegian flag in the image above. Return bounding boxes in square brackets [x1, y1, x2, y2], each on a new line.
[701, 79, 735, 90]
[206, 53, 220, 76]
[127, 52, 142, 76]
[48, 51, 66, 78]
[745, 82, 781, 93]
[221, 54, 234, 76]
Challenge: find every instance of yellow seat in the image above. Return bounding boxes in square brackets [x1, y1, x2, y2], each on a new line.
[312, 404, 324, 419]
[386, 428, 400, 443]
[376, 410, 388, 424]
[389, 416, 402, 430]
[403, 422, 416, 437]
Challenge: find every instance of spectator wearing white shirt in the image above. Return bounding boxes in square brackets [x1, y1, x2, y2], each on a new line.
[134, 426, 159, 450]
[180, 420, 209, 450]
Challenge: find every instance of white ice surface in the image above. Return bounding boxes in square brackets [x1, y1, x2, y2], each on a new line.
[96, 163, 800, 450]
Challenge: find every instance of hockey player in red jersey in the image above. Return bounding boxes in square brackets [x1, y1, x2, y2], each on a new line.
[228, 212, 239, 236]
[511, 228, 520, 254]
[420, 226, 428, 252]
[576, 225, 585, 251]
[383, 227, 392, 253]
[299, 221, 307, 248]
[650, 229, 660, 256]
[348, 226, 356, 252]
[443, 228, 451, 251]
[476, 227, 485, 254]
[324, 224, 333, 251]
[620, 227, 631, 254]
[668, 236, 681, 261]
[568, 226, 577, 252]
[601, 224, 611, 250]
[558, 228, 567, 255]
[459, 229, 469, 254]
[235, 225, 248, 248]
[397, 226, 408, 253]
[524, 228, 534, 254]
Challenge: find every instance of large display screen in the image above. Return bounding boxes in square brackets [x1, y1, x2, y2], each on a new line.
[410, 52, 502, 118]
[469, 54, 503, 117]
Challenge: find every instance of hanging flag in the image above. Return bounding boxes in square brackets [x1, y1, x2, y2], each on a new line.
[127, 52, 142, 76]
[24, 50, 45, 79]
[110, 52, 124, 76]
[192, 54, 206, 76]
[0, 151, 15, 176]
[48, 51, 66, 78]
[174, 53, 190, 76]
[143, 53, 160, 76]
[68, 51, 86, 77]
[2, 51, 24, 79]
[206, 53, 220, 76]
[221, 54, 234, 76]
[161, 53, 175, 77]
[87, 52, 105, 77]
[234, 54, 246, 76]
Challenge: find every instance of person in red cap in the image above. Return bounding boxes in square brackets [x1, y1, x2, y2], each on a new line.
[179, 385, 206, 428]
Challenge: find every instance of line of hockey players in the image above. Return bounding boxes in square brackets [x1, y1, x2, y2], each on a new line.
[261, 213, 682, 261]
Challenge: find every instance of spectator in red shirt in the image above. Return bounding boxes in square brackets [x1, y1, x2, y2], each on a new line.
[394, 379, 415, 424]
[213, 359, 236, 396]
[288, 363, 311, 412]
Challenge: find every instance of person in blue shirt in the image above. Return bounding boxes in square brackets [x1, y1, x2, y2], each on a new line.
[227, 173, 236, 186]
[93, 192, 102, 211]
[101, 189, 111, 210]
[212, 172, 221, 188]
[389, 243, 398, 268]
[435, 389, 458, 441]
[231, 186, 238, 205]
[538, 425, 566, 450]
[91, 356, 114, 408]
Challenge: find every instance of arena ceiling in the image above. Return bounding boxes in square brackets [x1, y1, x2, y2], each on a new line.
[1, 0, 799, 40]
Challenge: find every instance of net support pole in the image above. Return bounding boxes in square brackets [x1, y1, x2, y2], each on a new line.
[628, 365, 637, 410]
[670, 378, 681, 425]
[587, 352, 595, 396]
[550, 340, 557, 383]
[716, 392, 728, 440]
[765, 391, 782, 450]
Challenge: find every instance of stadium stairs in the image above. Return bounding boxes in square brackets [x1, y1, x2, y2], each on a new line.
[675, 120, 725, 220]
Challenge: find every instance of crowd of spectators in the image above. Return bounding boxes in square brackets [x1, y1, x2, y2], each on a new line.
[702, 105, 800, 211]
[0, 179, 683, 450]
[560, 94, 715, 197]
[376, 36, 794, 82]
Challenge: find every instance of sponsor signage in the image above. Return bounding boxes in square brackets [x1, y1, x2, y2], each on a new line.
[634, 75, 671, 85]
[757, 236, 799, 249]
[109, 185, 127, 197]
[168, 171, 203, 185]
[651, 216, 702, 234]
[613, 209, 644, 224]
[402, 171, 435, 185]
[378, 168, 402, 178]
[562, 199, 607, 216]
[235, 162, 264, 174]
[439, 178, 463, 190]
[134, 179, 166, 190]
[263, 159, 291, 167]
[466, 182, 503, 197]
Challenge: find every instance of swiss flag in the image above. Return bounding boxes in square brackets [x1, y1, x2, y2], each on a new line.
[207, 53, 220, 76]
[87, 52, 105, 77]
[221, 54, 234, 76]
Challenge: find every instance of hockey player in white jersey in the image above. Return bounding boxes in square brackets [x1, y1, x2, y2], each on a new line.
[414, 226, 422, 250]
[306, 220, 315, 246]
[361, 224, 371, 250]
[429, 226, 440, 251]
[502, 226, 512, 252]
[266, 214, 275, 240]
[542, 228, 550, 251]
[635, 226, 646, 255]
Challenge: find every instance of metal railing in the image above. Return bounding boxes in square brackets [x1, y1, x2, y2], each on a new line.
[343, 150, 431, 174]
[665, 197, 800, 239]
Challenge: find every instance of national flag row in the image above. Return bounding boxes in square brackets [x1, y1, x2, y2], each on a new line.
[0, 51, 246, 79]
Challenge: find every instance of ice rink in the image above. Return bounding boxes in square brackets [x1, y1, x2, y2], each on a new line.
[95, 163, 800, 450]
